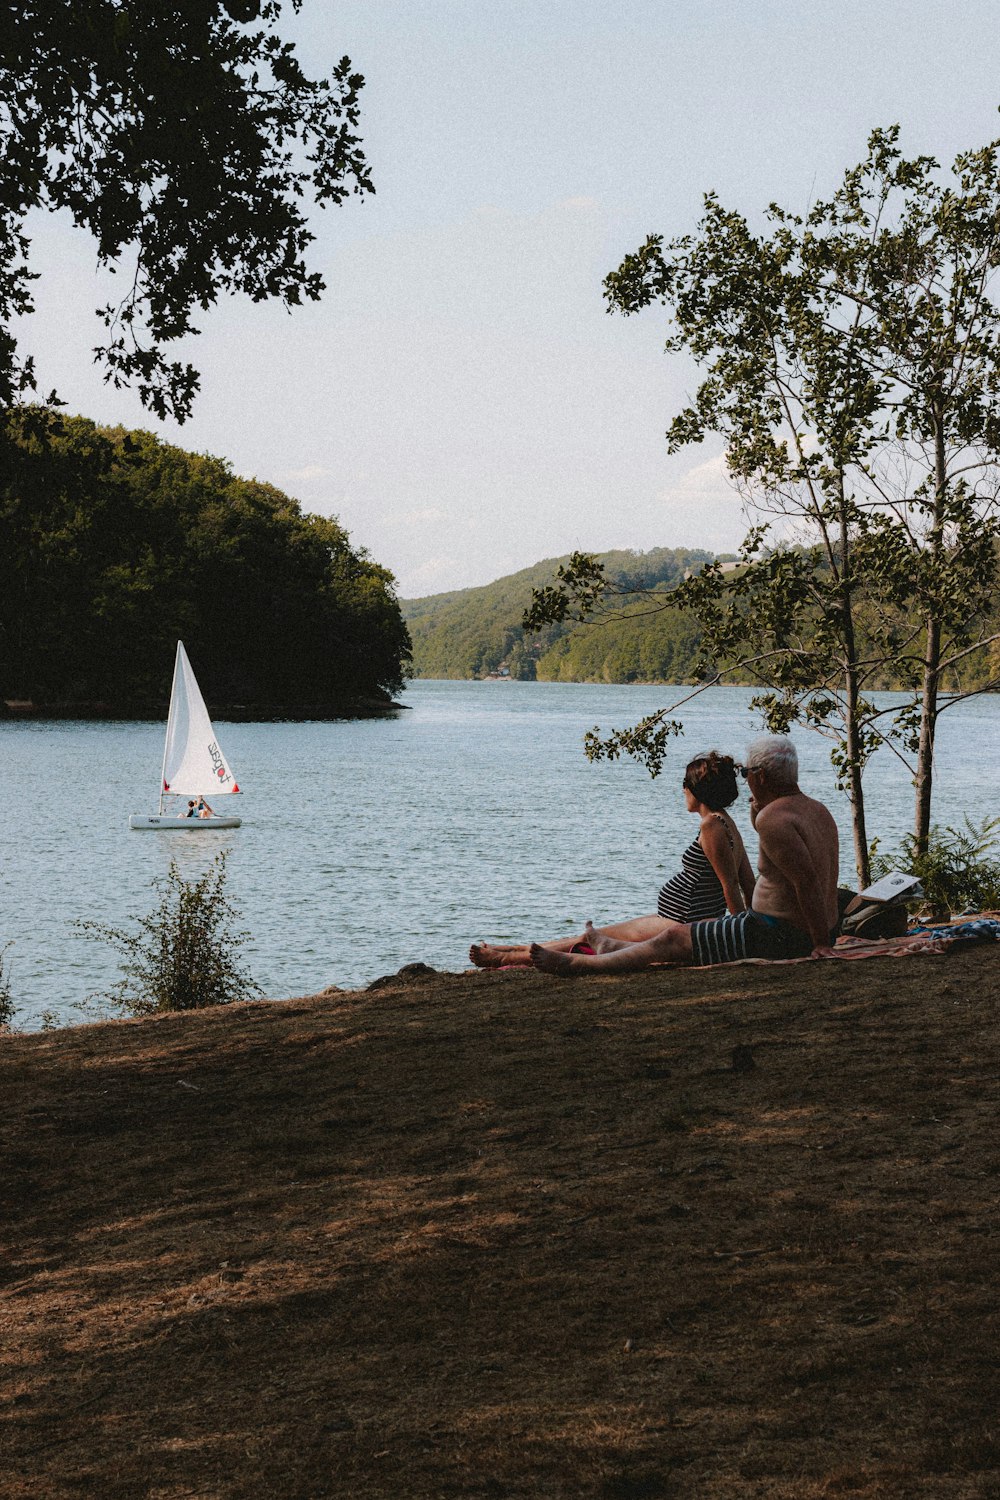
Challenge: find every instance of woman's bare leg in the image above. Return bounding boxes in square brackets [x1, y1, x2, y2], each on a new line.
[470, 935, 581, 968]
[470, 942, 523, 967]
[584, 915, 678, 950]
[531, 923, 694, 976]
[470, 914, 675, 969]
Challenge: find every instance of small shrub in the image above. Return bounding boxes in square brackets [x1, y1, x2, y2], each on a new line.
[870, 816, 1000, 917]
[0, 943, 14, 1030]
[78, 853, 261, 1016]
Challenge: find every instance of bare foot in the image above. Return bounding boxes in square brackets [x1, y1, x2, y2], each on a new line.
[529, 942, 580, 976]
[470, 941, 526, 969]
[583, 920, 630, 955]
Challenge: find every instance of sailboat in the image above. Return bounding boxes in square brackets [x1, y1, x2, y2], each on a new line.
[129, 642, 243, 830]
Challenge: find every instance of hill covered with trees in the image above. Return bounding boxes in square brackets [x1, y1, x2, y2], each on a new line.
[402, 547, 717, 682]
[403, 542, 1000, 690]
[0, 410, 411, 714]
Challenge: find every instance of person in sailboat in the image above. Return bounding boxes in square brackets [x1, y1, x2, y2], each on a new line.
[195, 796, 215, 819]
[469, 750, 756, 969]
[186, 800, 198, 818]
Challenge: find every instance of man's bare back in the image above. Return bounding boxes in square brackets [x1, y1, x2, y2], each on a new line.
[752, 791, 839, 949]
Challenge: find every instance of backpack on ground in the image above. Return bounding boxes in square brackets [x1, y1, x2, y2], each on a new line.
[836, 872, 922, 940]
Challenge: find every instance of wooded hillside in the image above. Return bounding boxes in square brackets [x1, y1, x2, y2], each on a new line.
[402, 547, 716, 682]
[403, 545, 1000, 690]
[0, 410, 411, 714]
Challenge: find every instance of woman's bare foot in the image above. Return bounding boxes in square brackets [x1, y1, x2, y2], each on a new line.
[583, 920, 630, 955]
[470, 941, 527, 969]
[529, 943, 582, 976]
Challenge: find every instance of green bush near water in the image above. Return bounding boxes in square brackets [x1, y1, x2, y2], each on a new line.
[78, 854, 261, 1016]
[0, 944, 14, 1030]
[871, 816, 1000, 917]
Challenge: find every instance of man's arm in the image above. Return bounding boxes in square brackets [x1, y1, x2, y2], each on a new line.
[756, 807, 832, 950]
[737, 850, 757, 910]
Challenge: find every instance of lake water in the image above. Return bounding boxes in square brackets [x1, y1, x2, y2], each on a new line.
[2, 679, 998, 1029]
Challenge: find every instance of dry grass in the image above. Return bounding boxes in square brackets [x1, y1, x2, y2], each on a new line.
[2, 951, 999, 1498]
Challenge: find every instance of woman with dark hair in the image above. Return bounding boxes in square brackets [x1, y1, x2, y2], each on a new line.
[469, 750, 755, 969]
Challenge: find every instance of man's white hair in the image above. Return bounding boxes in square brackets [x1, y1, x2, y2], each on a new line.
[745, 734, 798, 788]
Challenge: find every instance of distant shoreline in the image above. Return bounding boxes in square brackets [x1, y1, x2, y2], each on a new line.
[403, 673, 1000, 694]
[0, 696, 409, 722]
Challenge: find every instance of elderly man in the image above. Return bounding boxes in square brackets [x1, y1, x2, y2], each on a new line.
[531, 735, 839, 975]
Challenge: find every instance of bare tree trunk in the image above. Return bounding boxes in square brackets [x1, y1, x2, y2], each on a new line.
[915, 409, 947, 853]
[838, 488, 870, 887]
[844, 663, 870, 887]
[915, 616, 940, 853]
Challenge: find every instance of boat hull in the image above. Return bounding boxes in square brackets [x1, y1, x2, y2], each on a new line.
[129, 815, 242, 830]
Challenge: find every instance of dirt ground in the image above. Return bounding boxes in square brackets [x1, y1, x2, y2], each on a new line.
[2, 948, 999, 1499]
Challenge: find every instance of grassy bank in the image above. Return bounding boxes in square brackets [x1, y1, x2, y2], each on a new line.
[3, 953, 999, 1498]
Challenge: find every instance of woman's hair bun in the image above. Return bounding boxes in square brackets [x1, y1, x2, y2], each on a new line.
[685, 750, 739, 810]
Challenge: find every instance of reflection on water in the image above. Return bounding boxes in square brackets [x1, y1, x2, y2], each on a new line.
[1, 680, 998, 1028]
[147, 827, 241, 878]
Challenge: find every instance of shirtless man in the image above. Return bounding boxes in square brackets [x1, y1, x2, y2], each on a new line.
[530, 735, 839, 975]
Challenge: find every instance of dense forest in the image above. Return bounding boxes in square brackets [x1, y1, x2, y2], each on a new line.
[0, 410, 411, 713]
[403, 546, 1000, 690]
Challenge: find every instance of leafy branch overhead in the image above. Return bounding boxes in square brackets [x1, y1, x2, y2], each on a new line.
[521, 552, 609, 630]
[0, 1, 373, 419]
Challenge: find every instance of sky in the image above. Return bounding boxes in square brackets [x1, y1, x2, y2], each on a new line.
[15, 0, 1000, 596]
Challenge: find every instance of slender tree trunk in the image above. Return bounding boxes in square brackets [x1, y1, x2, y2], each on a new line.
[915, 408, 947, 853]
[915, 615, 940, 853]
[844, 661, 870, 887]
[838, 485, 870, 887]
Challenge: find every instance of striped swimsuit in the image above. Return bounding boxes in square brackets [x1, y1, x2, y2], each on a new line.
[656, 815, 823, 964]
[657, 826, 729, 923]
[688, 909, 817, 964]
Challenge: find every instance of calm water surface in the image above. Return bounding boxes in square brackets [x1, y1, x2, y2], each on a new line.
[2, 679, 998, 1029]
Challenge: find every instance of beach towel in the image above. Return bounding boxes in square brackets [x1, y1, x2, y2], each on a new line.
[489, 919, 1000, 972]
[742, 918, 1000, 964]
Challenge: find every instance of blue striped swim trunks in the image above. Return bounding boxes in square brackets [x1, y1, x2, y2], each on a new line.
[689, 910, 815, 965]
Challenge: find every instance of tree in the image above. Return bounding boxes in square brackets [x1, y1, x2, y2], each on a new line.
[833, 132, 1000, 850]
[506, 639, 536, 680]
[530, 127, 1000, 883]
[0, 408, 411, 708]
[0, 0, 372, 420]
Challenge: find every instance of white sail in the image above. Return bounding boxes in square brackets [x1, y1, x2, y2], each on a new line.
[161, 642, 241, 798]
